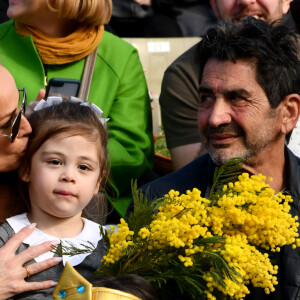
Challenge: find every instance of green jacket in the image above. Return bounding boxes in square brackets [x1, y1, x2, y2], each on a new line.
[0, 20, 154, 217]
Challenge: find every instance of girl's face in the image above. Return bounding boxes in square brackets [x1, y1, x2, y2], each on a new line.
[0, 66, 31, 172]
[22, 133, 101, 224]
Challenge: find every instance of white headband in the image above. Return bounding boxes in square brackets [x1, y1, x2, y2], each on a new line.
[34, 96, 109, 125]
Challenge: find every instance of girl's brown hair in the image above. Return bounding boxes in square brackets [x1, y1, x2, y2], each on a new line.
[47, 0, 112, 26]
[18, 101, 108, 223]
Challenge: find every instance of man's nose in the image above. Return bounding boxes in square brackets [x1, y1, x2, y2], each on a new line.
[208, 99, 232, 127]
[237, 0, 256, 6]
[18, 115, 32, 138]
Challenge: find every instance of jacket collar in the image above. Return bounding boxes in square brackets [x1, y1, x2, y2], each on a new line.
[7, 213, 103, 266]
[285, 146, 300, 212]
[205, 148, 300, 206]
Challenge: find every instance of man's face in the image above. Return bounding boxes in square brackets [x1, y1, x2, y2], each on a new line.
[198, 58, 283, 166]
[210, 0, 292, 22]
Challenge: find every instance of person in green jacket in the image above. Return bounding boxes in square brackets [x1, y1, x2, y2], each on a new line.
[0, 0, 154, 218]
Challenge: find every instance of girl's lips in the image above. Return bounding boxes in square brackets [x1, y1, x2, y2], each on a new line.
[54, 190, 76, 197]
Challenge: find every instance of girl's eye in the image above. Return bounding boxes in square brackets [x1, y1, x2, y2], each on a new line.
[47, 159, 61, 166]
[78, 165, 90, 171]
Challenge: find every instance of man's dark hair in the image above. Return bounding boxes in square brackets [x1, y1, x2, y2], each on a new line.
[197, 16, 300, 109]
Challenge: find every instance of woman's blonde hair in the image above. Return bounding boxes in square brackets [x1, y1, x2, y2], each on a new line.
[47, 0, 112, 26]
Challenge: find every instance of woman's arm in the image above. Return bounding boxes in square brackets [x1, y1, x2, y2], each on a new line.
[107, 49, 154, 215]
[0, 224, 61, 300]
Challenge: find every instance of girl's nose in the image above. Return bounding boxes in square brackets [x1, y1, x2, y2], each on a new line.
[60, 168, 76, 183]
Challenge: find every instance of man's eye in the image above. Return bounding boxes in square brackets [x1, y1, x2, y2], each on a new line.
[200, 94, 214, 102]
[47, 159, 61, 165]
[199, 94, 214, 108]
[230, 96, 241, 101]
[229, 95, 247, 105]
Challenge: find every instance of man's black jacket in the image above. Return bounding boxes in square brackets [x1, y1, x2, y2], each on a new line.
[127, 148, 300, 300]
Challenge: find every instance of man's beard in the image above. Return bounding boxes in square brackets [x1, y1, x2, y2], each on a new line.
[202, 122, 278, 166]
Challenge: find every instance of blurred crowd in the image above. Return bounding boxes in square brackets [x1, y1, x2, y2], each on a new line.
[1, 0, 298, 37]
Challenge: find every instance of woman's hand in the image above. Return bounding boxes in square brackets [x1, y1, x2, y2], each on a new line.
[0, 224, 62, 300]
[25, 89, 46, 118]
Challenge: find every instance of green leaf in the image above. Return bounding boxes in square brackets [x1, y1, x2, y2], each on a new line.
[126, 180, 156, 237]
[209, 157, 244, 200]
[51, 240, 103, 257]
[100, 224, 110, 249]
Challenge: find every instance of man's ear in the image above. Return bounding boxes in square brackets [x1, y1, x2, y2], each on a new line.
[280, 93, 300, 135]
[283, 0, 293, 14]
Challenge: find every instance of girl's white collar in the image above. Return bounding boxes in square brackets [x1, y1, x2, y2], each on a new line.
[7, 213, 104, 266]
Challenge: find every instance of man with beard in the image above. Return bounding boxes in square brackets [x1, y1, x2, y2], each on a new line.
[130, 17, 300, 299]
[160, 0, 296, 170]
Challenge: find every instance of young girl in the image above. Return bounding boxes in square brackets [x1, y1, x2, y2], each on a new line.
[0, 99, 108, 299]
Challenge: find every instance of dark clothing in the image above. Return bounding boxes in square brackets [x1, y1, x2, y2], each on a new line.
[159, 42, 201, 149]
[279, 149, 300, 300]
[128, 148, 300, 299]
[109, 0, 217, 38]
[0, 0, 8, 24]
[109, 0, 182, 38]
[153, 0, 217, 37]
[291, 0, 300, 33]
[108, 13, 182, 38]
[0, 171, 26, 224]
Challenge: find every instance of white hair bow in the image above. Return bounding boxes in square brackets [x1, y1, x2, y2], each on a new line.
[34, 96, 109, 125]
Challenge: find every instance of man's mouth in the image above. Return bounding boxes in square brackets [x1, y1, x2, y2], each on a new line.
[209, 133, 239, 145]
[234, 13, 264, 21]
